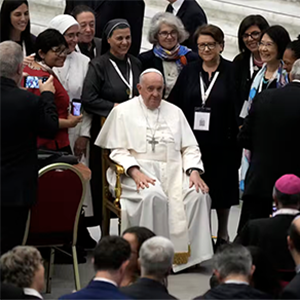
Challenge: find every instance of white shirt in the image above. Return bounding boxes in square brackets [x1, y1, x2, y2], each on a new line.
[225, 280, 249, 285]
[171, 0, 185, 15]
[293, 79, 300, 83]
[93, 277, 117, 287]
[23, 288, 43, 299]
[273, 208, 300, 217]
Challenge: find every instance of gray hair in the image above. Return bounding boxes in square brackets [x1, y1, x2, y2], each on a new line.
[0, 246, 43, 288]
[291, 58, 300, 80]
[148, 12, 189, 45]
[139, 236, 174, 279]
[213, 244, 252, 279]
[0, 41, 24, 79]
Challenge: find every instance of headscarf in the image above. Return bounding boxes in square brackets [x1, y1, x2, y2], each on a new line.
[101, 18, 130, 54]
[48, 14, 79, 35]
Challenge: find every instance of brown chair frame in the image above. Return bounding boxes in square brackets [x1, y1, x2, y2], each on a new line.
[22, 163, 86, 293]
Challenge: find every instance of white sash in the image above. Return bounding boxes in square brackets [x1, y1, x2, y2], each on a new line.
[110, 58, 133, 99]
[199, 71, 219, 105]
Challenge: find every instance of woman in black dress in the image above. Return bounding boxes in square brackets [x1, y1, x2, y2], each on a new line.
[0, 0, 35, 56]
[168, 24, 239, 248]
[81, 19, 142, 227]
[233, 15, 269, 126]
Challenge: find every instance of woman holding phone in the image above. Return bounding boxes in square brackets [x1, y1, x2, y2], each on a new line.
[0, 0, 35, 56]
[23, 28, 82, 153]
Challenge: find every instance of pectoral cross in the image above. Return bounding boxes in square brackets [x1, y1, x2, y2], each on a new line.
[148, 136, 159, 152]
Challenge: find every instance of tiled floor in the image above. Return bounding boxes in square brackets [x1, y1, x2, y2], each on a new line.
[44, 205, 241, 300]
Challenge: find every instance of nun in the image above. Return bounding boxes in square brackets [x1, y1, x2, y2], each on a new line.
[81, 18, 142, 227]
[49, 14, 95, 246]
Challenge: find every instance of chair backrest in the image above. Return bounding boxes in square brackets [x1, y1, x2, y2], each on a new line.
[24, 163, 85, 246]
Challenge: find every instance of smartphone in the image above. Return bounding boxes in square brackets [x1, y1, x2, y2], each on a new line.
[72, 99, 82, 116]
[24, 76, 48, 89]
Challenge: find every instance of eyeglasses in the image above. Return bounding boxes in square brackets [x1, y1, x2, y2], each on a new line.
[242, 31, 261, 40]
[197, 42, 217, 51]
[258, 41, 275, 49]
[64, 32, 80, 40]
[158, 30, 178, 39]
[51, 47, 69, 56]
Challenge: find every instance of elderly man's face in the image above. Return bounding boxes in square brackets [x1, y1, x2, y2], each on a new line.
[138, 73, 164, 110]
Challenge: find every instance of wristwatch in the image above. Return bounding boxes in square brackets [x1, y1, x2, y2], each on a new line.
[187, 168, 201, 176]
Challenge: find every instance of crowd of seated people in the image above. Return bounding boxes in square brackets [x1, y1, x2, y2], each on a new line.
[1, 0, 300, 298]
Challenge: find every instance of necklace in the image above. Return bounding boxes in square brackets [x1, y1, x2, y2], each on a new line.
[262, 76, 269, 84]
[139, 99, 160, 152]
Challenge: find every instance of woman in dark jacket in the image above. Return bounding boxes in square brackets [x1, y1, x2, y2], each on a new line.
[138, 12, 198, 98]
[233, 15, 269, 126]
[0, 0, 35, 56]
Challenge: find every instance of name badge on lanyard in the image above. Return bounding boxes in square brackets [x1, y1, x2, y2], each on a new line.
[110, 58, 133, 98]
[194, 71, 219, 131]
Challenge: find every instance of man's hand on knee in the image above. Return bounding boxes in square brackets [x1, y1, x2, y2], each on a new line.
[189, 171, 209, 194]
[128, 167, 156, 191]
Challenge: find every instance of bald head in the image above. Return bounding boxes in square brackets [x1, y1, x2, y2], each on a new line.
[0, 41, 24, 80]
[138, 70, 164, 110]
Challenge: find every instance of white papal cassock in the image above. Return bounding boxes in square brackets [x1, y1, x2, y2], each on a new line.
[95, 96, 213, 272]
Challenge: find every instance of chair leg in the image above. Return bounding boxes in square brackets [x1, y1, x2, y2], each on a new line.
[102, 208, 110, 236]
[46, 248, 55, 293]
[72, 245, 81, 291]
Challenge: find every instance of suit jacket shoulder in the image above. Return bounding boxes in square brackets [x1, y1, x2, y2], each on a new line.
[281, 273, 300, 299]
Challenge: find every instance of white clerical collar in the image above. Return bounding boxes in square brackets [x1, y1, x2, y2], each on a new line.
[273, 208, 300, 217]
[93, 277, 117, 287]
[23, 288, 43, 299]
[224, 280, 249, 285]
[172, 0, 184, 15]
[293, 79, 300, 83]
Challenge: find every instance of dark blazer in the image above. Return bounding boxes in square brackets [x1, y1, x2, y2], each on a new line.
[281, 272, 300, 299]
[65, 0, 145, 56]
[120, 278, 177, 299]
[235, 214, 298, 272]
[238, 82, 300, 199]
[0, 77, 58, 208]
[166, 0, 207, 51]
[0, 282, 24, 300]
[78, 37, 102, 60]
[194, 283, 270, 299]
[233, 52, 260, 126]
[59, 280, 131, 300]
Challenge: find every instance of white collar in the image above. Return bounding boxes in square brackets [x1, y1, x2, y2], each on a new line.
[224, 280, 249, 285]
[273, 208, 300, 217]
[293, 79, 300, 83]
[23, 288, 43, 299]
[172, 0, 185, 14]
[93, 277, 117, 287]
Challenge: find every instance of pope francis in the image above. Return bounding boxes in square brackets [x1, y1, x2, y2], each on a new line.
[95, 69, 214, 272]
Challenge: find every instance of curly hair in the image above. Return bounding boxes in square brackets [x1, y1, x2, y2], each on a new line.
[0, 246, 43, 288]
[148, 12, 189, 45]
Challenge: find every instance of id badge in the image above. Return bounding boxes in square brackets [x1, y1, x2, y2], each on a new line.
[194, 107, 211, 131]
[239, 100, 249, 119]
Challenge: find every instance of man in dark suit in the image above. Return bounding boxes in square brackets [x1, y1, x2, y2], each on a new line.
[59, 236, 131, 300]
[65, 0, 145, 56]
[121, 236, 176, 299]
[194, 244, 270, 299]
[237, 59, 300, 232]
[235, 174, 300, 282]
[166, 0, 207, 51]
[0, 41, 58, 254]
[281, 217, 300, 299]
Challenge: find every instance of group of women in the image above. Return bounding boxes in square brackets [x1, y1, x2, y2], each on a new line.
[1, 0, 300, 247]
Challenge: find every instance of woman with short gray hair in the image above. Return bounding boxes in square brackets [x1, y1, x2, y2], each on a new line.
[138, 12, 198, 98]
[0, 246, 45, 299]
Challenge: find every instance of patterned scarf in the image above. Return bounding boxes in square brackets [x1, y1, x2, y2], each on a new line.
[153, 44, 191, 72]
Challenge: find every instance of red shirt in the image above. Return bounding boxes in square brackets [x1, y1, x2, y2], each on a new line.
[23, 64, 70, 150]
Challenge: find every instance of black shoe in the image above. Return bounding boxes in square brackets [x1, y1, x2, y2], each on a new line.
[214, 237, 229, 252]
